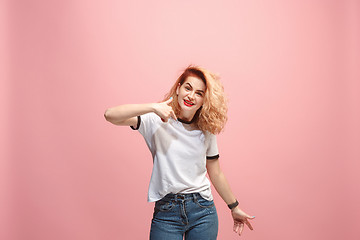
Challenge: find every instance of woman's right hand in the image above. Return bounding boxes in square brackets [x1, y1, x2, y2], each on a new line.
[153, 97, 177, 122]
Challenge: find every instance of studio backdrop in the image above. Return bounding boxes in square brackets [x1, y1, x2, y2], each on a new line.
[2, 0, 360, 240]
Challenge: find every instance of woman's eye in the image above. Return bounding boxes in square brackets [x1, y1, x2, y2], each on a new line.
[185, 87, 191, 91]
[196, 92, 203, 97]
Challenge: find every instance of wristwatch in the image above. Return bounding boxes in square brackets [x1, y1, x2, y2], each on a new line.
[228, 199, 239, 210]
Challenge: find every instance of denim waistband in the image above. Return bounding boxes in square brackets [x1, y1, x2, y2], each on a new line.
[162, 192, 202, 201]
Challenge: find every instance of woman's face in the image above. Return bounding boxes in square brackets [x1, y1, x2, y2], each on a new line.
[176, 75, 206, 121]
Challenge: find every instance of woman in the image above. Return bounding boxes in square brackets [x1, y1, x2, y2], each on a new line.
[104, 65, 255, 239]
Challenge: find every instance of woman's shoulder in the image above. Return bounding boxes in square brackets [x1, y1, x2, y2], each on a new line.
[141, 112, 160, 121]
[203, 130, 216, 137]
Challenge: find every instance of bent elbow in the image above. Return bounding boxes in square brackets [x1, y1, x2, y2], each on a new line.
[104, 109, 112, 122]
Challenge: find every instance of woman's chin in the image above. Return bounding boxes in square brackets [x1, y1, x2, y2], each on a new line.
[179, 108, 198, 119]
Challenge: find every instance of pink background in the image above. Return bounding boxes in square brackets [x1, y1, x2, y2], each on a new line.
[2, 0, 360, 239]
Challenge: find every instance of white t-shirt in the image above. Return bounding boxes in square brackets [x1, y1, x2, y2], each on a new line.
[131, 112, 219, 202]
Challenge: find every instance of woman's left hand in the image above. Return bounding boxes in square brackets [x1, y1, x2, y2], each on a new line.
[231, 207, 255, 236]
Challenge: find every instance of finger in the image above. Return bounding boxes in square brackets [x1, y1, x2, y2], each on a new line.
[164, 97, 173, 105]
[245, 220, 254, 230]
[239, 223, 244, 236]
[170, 110, 177, 120]
[233, 222, 240, 233]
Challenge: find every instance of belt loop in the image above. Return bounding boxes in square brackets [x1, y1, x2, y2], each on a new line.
[192, 193, 197, 202]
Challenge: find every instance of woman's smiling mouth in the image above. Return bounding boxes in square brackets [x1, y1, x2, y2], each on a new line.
[184, 99, 195, 107]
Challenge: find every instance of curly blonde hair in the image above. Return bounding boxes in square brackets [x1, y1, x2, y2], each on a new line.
[163, 65, 228, 134]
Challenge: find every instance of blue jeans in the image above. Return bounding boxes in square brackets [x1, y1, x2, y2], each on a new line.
[150, 193, 218, 240]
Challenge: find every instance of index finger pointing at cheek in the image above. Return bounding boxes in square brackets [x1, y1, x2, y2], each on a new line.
[165, 97, 173, 105]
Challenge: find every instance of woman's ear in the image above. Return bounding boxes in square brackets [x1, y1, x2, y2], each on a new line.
[176, 83, 180, 95]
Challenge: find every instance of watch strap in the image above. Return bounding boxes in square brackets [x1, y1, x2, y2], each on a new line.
[228, 199, 239, 210]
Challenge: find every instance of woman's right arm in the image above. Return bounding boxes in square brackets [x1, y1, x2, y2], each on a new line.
[104, 98, 176, 127]
[104, 103, 154, 127]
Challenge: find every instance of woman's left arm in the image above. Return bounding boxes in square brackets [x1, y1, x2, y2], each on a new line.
[206, 158, 255, 236]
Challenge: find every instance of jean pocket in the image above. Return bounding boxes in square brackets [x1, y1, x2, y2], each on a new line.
[195, 196, 215, 208]
[155, 199, 176, 212]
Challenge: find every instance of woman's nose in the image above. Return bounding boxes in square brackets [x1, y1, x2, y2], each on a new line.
[188, 91, 195, 99]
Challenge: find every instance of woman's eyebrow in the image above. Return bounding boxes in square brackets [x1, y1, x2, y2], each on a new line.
[186, 82, 204, 93]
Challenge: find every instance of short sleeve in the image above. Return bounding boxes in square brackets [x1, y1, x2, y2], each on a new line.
[206, 133, 219, 160]
[130, 116, 141, 130]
